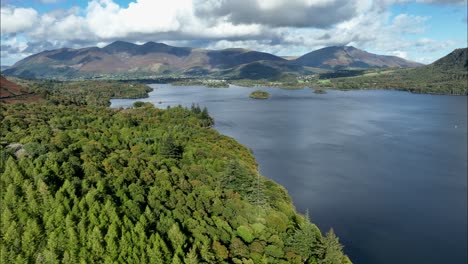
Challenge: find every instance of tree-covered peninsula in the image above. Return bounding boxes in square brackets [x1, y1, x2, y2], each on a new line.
[0, 80, 351, 263]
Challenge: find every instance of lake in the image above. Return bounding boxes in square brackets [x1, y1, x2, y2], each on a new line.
[111, 84, 467, 264]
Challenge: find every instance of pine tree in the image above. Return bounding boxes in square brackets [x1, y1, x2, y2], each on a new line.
[223, 159, 257, 201]
[104, 223, 119, 260]
[21, 219, 42, 261]
[168, 223, 186, 251]
[159, 135, 182, 159]
[191, 103, 201, 114]
[88, 226, 104, 262]
[200, 106, 214, 127]
[320, 228, 345, 264]
[184, 245, 199, 264]
[147, 233, 170, 263]
[2, 157, 23, 187]
[289, 211, 321, 262]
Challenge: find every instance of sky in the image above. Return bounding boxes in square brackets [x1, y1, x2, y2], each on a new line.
[1, 0, 467, 65]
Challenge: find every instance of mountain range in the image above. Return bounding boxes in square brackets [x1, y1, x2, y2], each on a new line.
[323, 47, 467, 95]
[4, 41, 422, 80]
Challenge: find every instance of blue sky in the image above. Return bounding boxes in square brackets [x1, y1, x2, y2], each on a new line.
[391, 2, 466, 41]
[1, 0, 467, 65]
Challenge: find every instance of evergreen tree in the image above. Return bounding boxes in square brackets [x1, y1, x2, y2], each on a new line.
[320, 228, 346, 264]
[159, 135, 183, 159]
[184, 245, 199, 264]
[168, 223, 186, 251]
[289, 211, 322, 262]
[0, 103, 351, 264]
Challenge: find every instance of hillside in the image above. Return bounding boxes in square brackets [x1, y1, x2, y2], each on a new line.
[0, 76, 44, 104]
[3, 42, 422, 80]
[317, 48, 468, 95]
[429, 48, 467, 72]
[222, 60, 311, 80]
[3, 41, 288, 80]
[1, 76, 28, 97]
[294, 46, 422, 69]
[0, 82, 352, 263]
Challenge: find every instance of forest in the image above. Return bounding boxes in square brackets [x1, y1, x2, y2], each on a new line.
[0, 80, 351, 263]
[5, 78, 153, 106]
[313, 49, 468, 95]
[318, 67, 468, 95]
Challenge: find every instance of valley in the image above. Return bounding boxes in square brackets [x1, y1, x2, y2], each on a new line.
[2, 1, 467, 264]
[3, 42, 466, 95]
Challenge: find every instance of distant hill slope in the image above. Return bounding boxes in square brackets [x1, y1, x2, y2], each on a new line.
[429, 48, 467, 72]
[4, 41, 288, 79]
[320, 48, 467, 95]
[0, 76, 44, 103]
[4, 41, 422, 80]
[1, 76, 27, 97]
[294, 46, 422, 69]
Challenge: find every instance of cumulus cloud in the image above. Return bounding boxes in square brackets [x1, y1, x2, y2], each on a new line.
[390, 14, 430, 34]
[193, 0, 360, 28]
[0, 36, 31, 65]
[86, 0, 187, 38]
[28, 9, 91, 42]
[0, 0, 466, 65]
[1, 6, 38, 35]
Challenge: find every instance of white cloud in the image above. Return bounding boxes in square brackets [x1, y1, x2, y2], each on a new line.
[28, 11, 90, 41]
[0, 36, 32, 65]
[85, 0, 187, 38]
[0, 0, 466, 65]
[391, 50, 408, 59]
[391, 14, 429, 34]
[0, 6, 38, 35]
[193, 0, 360, 28]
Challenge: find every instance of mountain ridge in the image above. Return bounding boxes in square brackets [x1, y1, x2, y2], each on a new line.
[0, 76, 45, 103]
[319, 47, 467, 95]
[4, 41, 423, 79]
[429, 48, 467, 72]
[294, 46, 422, 69]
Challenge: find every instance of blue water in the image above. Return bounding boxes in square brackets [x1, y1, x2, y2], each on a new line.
[111, 84, 468, 264]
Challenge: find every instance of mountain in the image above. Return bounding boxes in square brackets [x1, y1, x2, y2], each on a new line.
[294, 46, 422, 69]
[1, 65, 10, 72]
[4, 41, 288, 79]
[0, 76, 44, 103]
[428, 47, 467, 72]
[322, 48, 467, 95]
[4, 41, 423, 80]
[1, 76, 27, 97]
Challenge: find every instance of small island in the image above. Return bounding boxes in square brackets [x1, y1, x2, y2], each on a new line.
[249, 90, 270, 99]
[314, 88, 327, 94]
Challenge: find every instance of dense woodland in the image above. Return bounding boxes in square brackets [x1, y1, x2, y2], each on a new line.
[0, 80, 351, 263]
[5, 78, 153, 106]
[315, 48, 468, 95]
[320, 67, 468, 95]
